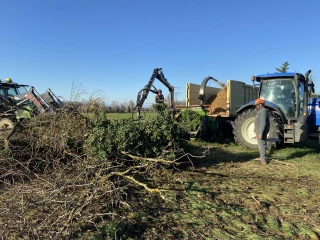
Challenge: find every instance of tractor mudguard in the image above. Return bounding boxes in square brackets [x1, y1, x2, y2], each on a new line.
[236, 100, 286, 123]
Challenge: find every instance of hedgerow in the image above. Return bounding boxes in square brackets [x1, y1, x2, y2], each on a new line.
[84, 104, 188, 160]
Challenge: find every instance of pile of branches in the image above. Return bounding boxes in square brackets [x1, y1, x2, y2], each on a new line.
[0, 102, 191, 239]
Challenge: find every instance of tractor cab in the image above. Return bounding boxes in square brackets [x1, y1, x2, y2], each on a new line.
[234, 70, 317, 149]
[252, 72, 309, 124]
[0, 78, 29, 99]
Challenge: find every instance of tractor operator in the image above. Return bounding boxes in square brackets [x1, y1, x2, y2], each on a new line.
[254, 98, 270, 165]
[155, 89, 165, 103]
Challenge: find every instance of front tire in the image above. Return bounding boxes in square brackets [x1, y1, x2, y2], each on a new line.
[0, 118, 15, 137]
[233, 108, 283, 149]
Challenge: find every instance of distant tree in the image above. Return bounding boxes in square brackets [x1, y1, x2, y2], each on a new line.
[96, 99, 107, 110]
[276, 61, 290, 73]
[119, 102, 128, 113]
[127, 100, 135, 112]
[175, 100, 186, 106]
[111, 101, 119, 112]
[165, 94, 173, 109]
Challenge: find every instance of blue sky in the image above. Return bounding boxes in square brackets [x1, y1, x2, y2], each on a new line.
[1, 0, 320, 107]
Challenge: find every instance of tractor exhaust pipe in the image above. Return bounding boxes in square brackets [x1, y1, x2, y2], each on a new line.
[303, 69, 311, 116]
[297, 70, 311, 124]
[294, 70, 311, 142]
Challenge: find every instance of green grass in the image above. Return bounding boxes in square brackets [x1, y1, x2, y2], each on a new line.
[112, 139, 320, 239]
[82, 111, 158, 120]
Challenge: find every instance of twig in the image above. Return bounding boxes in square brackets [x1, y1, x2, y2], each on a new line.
[121, 151, 175, 165]
[273, 159, 298, 169]
[251, 195, 261, 206]
[100, 169, 166, 199]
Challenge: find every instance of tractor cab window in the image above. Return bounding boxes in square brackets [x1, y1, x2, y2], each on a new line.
[260, 79, 297, 119]
[0, 87, 18, 97]
[0, 85, 28, 97]
[7, 87, 18, 96]
[16, 86, 28, 95]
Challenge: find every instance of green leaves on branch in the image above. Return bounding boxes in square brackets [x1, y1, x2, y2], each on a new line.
[84, 107, 188, 161]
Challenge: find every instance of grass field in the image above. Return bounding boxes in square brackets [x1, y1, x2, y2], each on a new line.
[92, 139, 320, 239]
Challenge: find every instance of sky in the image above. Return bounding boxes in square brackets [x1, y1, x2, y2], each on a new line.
[1, 0, 320, 107]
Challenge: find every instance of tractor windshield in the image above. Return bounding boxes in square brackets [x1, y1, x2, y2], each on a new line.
[15, 85, 28, 95]
[260, 78, 297, 119]
[0, 85, 28, 97]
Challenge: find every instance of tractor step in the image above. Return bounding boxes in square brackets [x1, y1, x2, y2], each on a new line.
[284, 124, 295, 143]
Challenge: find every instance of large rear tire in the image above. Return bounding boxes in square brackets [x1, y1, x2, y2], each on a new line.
[233, 108, 283, 149]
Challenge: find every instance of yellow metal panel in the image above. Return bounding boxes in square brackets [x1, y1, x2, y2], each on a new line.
[186, 80, 259, 117]
[186, 83, 221, 106]
[227, 80, 259, 117]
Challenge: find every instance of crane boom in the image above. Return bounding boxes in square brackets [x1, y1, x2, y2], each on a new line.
[134, 68, 174, 119]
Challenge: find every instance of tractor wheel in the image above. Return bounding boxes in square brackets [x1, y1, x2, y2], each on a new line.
[0, 118, 15, 137]
[233, 108, 283, 149]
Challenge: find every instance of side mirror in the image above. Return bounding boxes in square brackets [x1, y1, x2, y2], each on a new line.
[308, 82, 315, 93]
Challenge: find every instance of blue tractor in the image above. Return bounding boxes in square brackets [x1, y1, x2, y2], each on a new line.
[233, 70, 320, 149]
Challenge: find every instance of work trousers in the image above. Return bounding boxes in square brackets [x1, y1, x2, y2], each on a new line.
[257, 138, 267, 163]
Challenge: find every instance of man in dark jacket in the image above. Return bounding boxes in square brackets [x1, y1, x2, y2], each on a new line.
[155, 89, 165, 103]
[254, 98, 270, 164]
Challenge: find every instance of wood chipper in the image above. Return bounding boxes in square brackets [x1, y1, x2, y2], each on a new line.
[176, 76, 259, 140]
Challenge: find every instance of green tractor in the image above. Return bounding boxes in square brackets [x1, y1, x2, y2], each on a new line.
[0, 78, 64, 138]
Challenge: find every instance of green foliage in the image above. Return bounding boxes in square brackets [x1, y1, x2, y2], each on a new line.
[177, 109, 217, 141]
[178, 109, 204, 132]
[276, 61, 289, 73]
[152, 103, 168, 113]
[84, 106, 188, 160]
[86, 221, 129, 240]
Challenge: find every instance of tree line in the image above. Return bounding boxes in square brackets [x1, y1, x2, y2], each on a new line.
[70, 98, 186, 113]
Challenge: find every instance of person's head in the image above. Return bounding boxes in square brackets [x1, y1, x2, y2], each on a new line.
[158, 89, 162, 95]
[254, 98, 265, 110]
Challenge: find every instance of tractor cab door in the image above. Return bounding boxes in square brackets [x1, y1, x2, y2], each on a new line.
[260, 78, 298, 120]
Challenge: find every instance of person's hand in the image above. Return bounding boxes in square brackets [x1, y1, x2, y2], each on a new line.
[258, 135, 263, 139]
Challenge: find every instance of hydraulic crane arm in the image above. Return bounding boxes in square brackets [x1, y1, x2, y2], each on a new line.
[40, 88, 64, 109]
[134, 68, 175, 119]
[19, 86, 55, 113]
